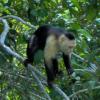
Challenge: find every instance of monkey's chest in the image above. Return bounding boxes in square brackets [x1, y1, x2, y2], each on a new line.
[44, 35, 61, 59]
[44, 41, 60, 59]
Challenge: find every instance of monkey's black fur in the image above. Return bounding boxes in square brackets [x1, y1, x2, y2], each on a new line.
[24, 25, 75, 87]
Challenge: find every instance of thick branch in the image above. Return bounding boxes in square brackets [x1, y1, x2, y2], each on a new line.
[0, 19, 23, 62]
[2, 44, 23, 61]
[0, 19, 9, 44]
[1, 15, 36, 29]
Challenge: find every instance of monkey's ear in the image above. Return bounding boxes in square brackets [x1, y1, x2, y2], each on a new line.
[60, 35, 66, 42]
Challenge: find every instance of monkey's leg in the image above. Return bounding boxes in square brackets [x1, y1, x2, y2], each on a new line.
[44, 59, 56, 87]
[52, 58, 61, 76]
[24, 36, 39, 66]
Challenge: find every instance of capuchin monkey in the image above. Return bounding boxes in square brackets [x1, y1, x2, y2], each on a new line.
[24, 25, 77, 87]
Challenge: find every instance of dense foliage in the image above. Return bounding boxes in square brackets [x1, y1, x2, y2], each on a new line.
[0, 0, 100, 100]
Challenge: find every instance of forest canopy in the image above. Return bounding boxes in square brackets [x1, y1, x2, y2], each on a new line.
[0, 0, 100, 100]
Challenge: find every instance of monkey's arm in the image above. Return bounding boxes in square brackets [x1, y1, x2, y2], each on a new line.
[63, 53, 74, 75]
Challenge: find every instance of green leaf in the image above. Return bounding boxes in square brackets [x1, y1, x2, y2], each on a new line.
[78, 29, 92, 40]
[86, 6, 97, 21]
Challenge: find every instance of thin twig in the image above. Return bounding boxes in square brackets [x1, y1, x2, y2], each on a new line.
[69, 85, 100, 98]
[72, 53, 84, 61]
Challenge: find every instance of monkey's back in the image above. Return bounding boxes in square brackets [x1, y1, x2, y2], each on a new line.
[33, 25, 66, 49]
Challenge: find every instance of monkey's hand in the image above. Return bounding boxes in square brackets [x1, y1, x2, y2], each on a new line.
[70, 72, 80, 83]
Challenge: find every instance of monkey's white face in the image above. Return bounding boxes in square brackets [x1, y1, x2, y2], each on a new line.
[58, 35, 76, 54]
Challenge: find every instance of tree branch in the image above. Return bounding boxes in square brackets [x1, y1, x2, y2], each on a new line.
[52, 84, 70, 100]
[0, 18, 23, 62]
[72, 53, 97, 73]
[0, 19, 9, 44]
[72, 53, 85, 61]
[1, 15, 36, 29]
[69, 85, 100, 98]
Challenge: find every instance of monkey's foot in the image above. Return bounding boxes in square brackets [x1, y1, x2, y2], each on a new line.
[23, 59, 33, 67]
